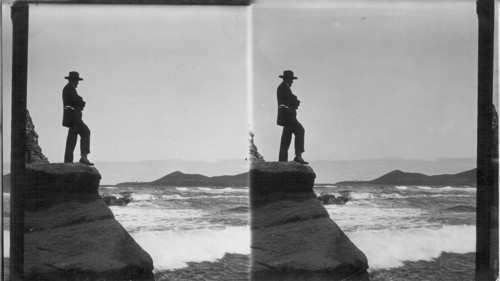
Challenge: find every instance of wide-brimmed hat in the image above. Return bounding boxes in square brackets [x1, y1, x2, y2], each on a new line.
[64, 71, 83, 81]
[279, 70, 298, 80]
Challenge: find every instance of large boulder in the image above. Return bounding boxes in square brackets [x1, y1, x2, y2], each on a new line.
[250, 162, 370, 281]
[23, 163, 154, 281]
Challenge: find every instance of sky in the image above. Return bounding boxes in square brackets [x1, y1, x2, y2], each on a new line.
[2, 4, 249, 163]
[251, 0, 479, 162]
[2, 1, 481, 167]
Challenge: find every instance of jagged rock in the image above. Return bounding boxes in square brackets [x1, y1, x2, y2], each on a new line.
[24, 163, 154, 280]
[26, 109, 49, 164]
[102, 195, 127, 206]
[250, 162, 370, 281]
[3, 110, 50, 191]
[248, 131, 265, 164]
[102, 192, 133, 206]
[318, 192, 351, 205]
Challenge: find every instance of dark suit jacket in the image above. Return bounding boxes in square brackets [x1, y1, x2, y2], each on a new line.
[62, 83, 86, 128]
[276, 82, 300, 126]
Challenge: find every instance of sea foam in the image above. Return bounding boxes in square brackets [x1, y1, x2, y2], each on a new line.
[349, 192, 374, 200]
[379, 193, 407, 199]
[326, 204, 424, 231]
[110, 206, 206, 232]
[347, 224, 475, 269]
[130, 193, 155, 201]
[437, 186, 476, 192]
[131, 226, 250, 270]
[198, 187, 248, 193]
[3, 231, 9, 257]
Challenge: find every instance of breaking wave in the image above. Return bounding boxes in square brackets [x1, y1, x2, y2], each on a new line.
[347, 225, 475, 269]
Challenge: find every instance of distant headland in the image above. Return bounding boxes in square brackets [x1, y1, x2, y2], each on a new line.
[116, 171, 249, 188]
[335, 168, 477, 187]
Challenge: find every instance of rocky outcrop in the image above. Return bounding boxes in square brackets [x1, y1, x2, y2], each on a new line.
[26, 109, 49, 164]
[24, 163, 154, 280]
[250, 162, 370, 281]
[102, 192, 133, 206]
[248, 131, 265, 164]
[3, 110, 49, 192]
[318, 192, 350, 205]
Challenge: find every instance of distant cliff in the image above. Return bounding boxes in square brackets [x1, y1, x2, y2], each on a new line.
[336, 168, 476, 187]
[24, 163, 154, 280]
[117, 170, 249, 187]
[250, 162, 370, 280]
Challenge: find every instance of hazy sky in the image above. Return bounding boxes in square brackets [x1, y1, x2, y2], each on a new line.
[2, 4, 249, 163]
[251, 0, 478, 162]
[3, 1, 479, 165]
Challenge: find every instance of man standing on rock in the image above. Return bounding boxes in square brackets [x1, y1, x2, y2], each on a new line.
[62, 71, 93, 166]
[277, 70, 308, 164]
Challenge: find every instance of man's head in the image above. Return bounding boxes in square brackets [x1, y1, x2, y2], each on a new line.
[65, 71, 83, 88]
[279, 70, 298, 87]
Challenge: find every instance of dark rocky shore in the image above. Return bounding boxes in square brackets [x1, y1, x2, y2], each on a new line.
[370, 252, 475, 281]
[102, 192, 134, 206]
[250, 161, 370, 281]
[317, 191, 351, 205]
[155, 253, 250, 281]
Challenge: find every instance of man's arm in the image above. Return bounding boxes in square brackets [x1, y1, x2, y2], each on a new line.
[64, 86, 86, 110]
[279, 84, 300, 109]
[277, 83, 295, 108]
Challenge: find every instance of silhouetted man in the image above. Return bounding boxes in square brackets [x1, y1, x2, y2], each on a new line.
[62, 71, 93, 165]
[277, 70, 308, 164]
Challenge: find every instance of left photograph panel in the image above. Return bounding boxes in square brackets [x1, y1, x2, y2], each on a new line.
[2, 3, 250, 280]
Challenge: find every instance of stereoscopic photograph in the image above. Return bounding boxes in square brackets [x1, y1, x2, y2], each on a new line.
[3, 2, 250, 280]
[2, 0, 497, 280]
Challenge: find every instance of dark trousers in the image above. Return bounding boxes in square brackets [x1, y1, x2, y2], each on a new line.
[64, 120, 90, 163]
[278, 120, 305, 161]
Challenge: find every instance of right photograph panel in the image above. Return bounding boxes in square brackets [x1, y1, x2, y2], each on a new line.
[249, 1, 478, 280]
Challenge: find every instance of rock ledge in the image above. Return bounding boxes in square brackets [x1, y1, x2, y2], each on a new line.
[250, 161, 316, 198]
[23, 163, 154, 281]
[250, 161, 370, 281]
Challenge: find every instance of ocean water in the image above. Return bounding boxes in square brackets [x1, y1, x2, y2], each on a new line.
[315, 184, 476, 280]
[99, 185, 251, 279]
[2, 183, 476, 280]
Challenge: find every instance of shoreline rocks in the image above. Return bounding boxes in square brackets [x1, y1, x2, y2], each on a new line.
[102, 192, 133, 206]
[318, 193, 350, 205]
[318, 191, 351, 205]
[250, 161, 370, 281]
